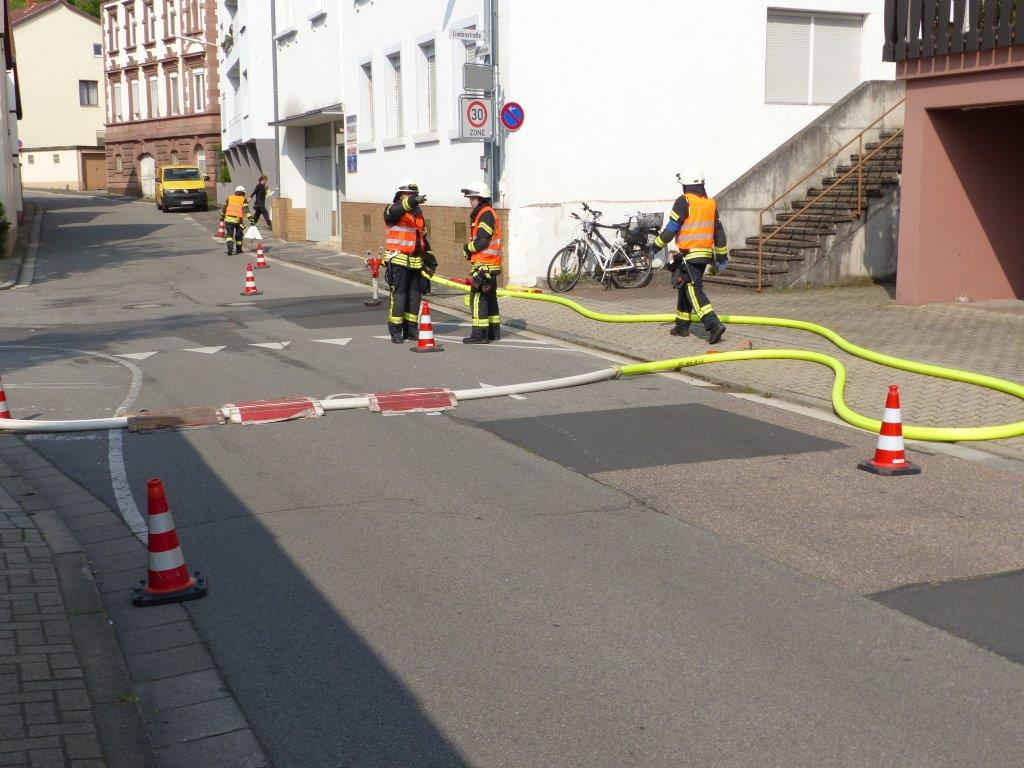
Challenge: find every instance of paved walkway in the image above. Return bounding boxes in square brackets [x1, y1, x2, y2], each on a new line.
[256, 236, 1024, 462]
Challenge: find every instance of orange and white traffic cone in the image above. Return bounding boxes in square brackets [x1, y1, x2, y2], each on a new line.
[410, 300, 443, 353]
[254, 243, 269, 269]
[132, 478, 207, 607]
[858, 385, 921, 476]
[240, 263, 262, 296]
[0, 376, 11, 420]
[215, 219, 226, 241]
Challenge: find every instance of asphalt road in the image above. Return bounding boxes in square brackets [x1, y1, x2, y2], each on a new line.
[3, 192, 1024, 767]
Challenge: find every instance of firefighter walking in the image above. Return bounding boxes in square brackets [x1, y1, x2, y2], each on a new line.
[461, 181, 502, 344]
[383, 180, 436, 343]
[652, 171, 729, 344]
[220, 185, 250, 256]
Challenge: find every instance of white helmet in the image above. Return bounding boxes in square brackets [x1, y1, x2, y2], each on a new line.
[396, 179, 419, 194]
[234, 185, 245, 193]
[677, 170, 705, 187]
[460, 180, 490, 199]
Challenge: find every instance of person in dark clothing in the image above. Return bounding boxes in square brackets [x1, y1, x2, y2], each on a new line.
[651, 170, 729, 344]
[460, 180, 503, 344]
[250, 175, 272, 228]
[382, 180, 437, 343]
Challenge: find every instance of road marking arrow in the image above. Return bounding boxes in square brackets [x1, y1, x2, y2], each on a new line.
[313, 338, 352, 347]
[480, 382, 527, 400]
[249, 341, 292, 351]
[183, 346, 226, 355]
[115, 352, 158, 361]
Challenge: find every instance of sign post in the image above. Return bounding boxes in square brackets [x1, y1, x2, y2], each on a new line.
[459, 95, 493, 141]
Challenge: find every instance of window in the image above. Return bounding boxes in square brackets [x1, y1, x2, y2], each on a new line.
[130, 79, 141, 119]
[148, 76, 159, 118]
[115, 154, 123, 172]
[144, 2, 156, 42]
[167, 0, 177, 37]
[451, 28, 477, 123]
[93, 43, 102, 57]
[418, 41, 437, 133]
[765, 11, 863, 105]
[167, 72, 180, 115]
[170, 150, 179, 163]
[79, 80, 98, 106]
[359, 62, 374, 142]
[26, 154, 33, 165]
[194, 144, 206, 176]
[193, 70, 206, 112]
[275, 0, 293, 30]
[125, 7, 136, 47]
[183, 0, 198, 32]
[53, 154, 61, 164]
[107, 10, 118, 51]
[386, 52, 403, 138]
[112, 82, 123, 121]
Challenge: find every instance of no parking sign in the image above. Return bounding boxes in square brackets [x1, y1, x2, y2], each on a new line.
[500, 102, 525, 132]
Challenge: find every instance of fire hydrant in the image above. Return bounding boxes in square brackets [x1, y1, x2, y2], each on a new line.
[364, 248, 384, 306]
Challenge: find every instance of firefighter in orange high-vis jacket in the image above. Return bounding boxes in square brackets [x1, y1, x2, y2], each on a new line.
[651, 170, 729, 344]
[460, 180, 502, 344]
[220, 185, 250, 256]
[382, 180, 437, 343]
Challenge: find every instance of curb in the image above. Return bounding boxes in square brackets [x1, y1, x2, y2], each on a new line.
[0, 202, 40, 290]
[0, 438, 271, 768]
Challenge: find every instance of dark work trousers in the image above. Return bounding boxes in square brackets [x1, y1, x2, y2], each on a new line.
[470, 269, 501, 339]
[675, 261, 721, 331]
[251, 205, 272, 228]
[225, 220, 244, 253]
[387, 264, 422, 339]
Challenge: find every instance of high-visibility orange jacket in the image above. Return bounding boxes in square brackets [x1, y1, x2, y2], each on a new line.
[385, 211, 425, 255]
[675, 193, 716, 252]
[223, 195, 246, 222]
[468, 204, 502, 267]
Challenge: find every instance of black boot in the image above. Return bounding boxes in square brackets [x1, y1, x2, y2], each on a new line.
[488, 324, 501, 341]
[388, 324, 404, 344]
[669, 323, 690, 337]
[463, 327, 490, 344]
[226, 241, 234, 256]
[403, 322, 418, 341]
[708, 324, 726, 345]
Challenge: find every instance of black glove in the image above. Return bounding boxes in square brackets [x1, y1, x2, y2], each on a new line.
[463, 244, 473, 260]
[414, 194, 427, 206]
[470, 270, 484, 291]
[419, 275, 431, 294]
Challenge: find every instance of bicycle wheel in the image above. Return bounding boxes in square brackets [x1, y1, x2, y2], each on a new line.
[547, 244, 583, 293]
[610, 243, 653, 289]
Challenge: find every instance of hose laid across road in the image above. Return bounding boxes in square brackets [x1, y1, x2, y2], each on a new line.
[431, 275, 1024, 442]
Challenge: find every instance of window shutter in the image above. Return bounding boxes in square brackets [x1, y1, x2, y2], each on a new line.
[812, 15, 862, 104]
[766, 13, 811, 104]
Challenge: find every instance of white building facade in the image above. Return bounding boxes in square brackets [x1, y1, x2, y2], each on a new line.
[337, 0, 895, 284]
[0, 1, 23, 248]
[13, 1, 106, 192]
[216, 0, 275, 193]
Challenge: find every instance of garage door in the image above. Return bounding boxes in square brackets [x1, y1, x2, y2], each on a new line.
[82, 154, 106, 190]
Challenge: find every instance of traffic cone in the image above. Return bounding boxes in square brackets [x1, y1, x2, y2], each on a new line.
[132, 478, 207, 607]
[0, 376, 11, 419]
[254, 243, 269, 269]
[215, 219, 225, 240]
[858, 385, 921, 476]
[240, 263, 262, 296]
[410, 300, 443, 353]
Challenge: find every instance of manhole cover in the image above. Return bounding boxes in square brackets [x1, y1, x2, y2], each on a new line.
[123, 302, 170, 309]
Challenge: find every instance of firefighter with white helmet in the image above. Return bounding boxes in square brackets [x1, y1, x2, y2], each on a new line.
[651, 170, 729, 344]
[220, 185, 250, 255]
[382, 179, 437, 343]
[460, 180, 503, 344]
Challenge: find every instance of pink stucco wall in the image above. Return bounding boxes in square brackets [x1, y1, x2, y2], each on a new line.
[895, 68, 1024, 305]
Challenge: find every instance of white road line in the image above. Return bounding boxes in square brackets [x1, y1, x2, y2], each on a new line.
[480, 382, 527, 401]
[249, 341, 291, 350]
[115, 351, 159, 361]
[313, 338, 352, 346]
[12, 208, 43, 289]
[184, 346, 226, 354]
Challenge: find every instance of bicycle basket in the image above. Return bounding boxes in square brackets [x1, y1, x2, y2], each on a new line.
[635, 211, 664, 231]
[622, 226, 649, 247]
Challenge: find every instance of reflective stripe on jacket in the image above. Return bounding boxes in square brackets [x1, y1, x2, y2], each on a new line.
[385, 212, 424, 254]
[675, 194, 716, 253]
[470, 205, 502, 267]
[224, 195, 246, 221]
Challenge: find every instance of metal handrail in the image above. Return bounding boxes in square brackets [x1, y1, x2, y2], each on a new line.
[756, 97, 906, 291]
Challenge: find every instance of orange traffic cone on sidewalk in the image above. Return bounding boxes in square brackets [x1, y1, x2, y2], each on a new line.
[132, 479, 207, 607]
[0, 377, 11, 420]
[215, 219, 226, 241]
[858, 385, 921, 476]
[240, 263, 262, 296]
[410, 300, 443, 353]
[254, 243, 269, 269]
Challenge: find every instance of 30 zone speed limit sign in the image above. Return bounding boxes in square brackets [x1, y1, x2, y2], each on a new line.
[459, 95, 493, 140]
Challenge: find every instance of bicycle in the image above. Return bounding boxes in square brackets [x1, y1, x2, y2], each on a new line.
[546, 202, 659, 293]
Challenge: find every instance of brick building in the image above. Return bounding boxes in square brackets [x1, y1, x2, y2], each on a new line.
[101, 0, 219, 200]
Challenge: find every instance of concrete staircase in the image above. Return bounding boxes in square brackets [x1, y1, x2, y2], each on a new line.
[708, 130, 902, 289]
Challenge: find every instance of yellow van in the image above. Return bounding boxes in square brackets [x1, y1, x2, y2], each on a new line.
[156, 165, 209, 212]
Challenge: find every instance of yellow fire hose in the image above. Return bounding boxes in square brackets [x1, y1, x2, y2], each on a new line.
[431, 274, 1024, 442]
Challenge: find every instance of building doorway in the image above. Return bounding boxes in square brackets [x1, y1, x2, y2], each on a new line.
[304, 124, 332, 242]
[81, 153, 106, 190]
[139, 153, 156, 198]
